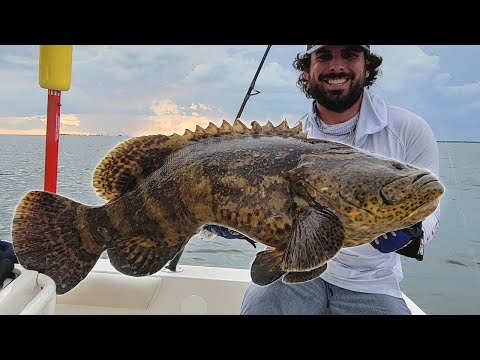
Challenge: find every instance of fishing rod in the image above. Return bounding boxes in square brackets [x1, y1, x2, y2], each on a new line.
[235, 45, 272, 121]
[164, 45, 273, 273]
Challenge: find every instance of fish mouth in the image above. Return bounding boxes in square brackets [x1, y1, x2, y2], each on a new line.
[404, 197, 441, 222]
[380, 173, 443, 205]
[390, 176, 444, 223]
[378, 173, 443, 224]
[410, 179, 444, 215]
[412, 176, 444, 205]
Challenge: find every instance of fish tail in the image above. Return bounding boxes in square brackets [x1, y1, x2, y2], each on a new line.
[12, 191, 106, 294]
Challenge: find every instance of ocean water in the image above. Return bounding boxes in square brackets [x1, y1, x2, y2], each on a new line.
[0, 135, 478, 315]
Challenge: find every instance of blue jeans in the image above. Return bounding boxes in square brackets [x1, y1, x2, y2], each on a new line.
[240, 277, 411, 315]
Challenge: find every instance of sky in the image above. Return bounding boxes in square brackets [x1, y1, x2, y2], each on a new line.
[0, 45, 478, 141]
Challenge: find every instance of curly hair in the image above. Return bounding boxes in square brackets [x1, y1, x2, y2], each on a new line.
[292, 46, 383, 99]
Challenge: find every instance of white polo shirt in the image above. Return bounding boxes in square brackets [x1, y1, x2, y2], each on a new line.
[300, 88, 441, 298]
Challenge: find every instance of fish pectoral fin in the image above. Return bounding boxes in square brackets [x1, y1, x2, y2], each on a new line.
[282, 264, 327, 284]
[250, 248, 286, 286]
[282, 206, 344, 272]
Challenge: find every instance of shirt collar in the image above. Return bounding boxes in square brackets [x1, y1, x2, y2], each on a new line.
[305, 88, 388, 147]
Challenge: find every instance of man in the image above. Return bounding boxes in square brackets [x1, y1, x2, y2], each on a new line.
[238, 45, 441, 315]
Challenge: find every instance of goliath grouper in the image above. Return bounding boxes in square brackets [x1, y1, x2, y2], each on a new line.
[12, 120, 444, 294]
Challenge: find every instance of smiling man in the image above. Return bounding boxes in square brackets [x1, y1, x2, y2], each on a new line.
[240, 45, 442, 315]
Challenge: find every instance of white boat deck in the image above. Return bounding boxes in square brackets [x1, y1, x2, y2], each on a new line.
[0, 259, 425, 315]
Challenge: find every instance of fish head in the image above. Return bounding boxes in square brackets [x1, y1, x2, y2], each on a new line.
[287, 145, 444, 242]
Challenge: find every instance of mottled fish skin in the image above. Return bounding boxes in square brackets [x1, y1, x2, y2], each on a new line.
[285, 146, 444, 247]
[11, 120, 444, 294]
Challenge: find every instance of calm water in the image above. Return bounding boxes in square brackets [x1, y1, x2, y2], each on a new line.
[0, 135, 479, 315]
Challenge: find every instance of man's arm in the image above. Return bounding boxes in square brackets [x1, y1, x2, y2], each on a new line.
[404, 117, 441, 247]
[371, 115, 441, 258]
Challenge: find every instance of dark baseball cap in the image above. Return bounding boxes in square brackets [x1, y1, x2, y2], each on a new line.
[306, 45, 370, 54]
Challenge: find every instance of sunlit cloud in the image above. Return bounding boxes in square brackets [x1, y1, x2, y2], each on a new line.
[0, 114, 82, 135]
[136, 98, 227, 136]
[0, 45, 479, 140]
[0, 128, 46, 135]
[0, 115, 44, 131]
[59, 114, 80, 127]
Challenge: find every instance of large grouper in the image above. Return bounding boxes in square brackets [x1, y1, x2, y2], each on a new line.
[11, 120, 444, 294]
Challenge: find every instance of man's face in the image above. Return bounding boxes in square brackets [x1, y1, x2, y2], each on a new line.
[306, 45, 369, 113]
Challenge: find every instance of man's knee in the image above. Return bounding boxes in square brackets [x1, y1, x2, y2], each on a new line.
[240, 278, 327, 315]
[331, 286, 412, 315]
[240, 282, 282, 315]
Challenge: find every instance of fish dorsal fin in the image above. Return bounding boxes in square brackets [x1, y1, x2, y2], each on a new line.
[93, 134, 189, 201]
[262, 121, 275, 132]
[219, 120, 233, 134]
[93, 119, 306, 201]
[232, 119, 249, 134]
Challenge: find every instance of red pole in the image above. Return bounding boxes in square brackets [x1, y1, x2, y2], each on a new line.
[44, 89, 62, 193]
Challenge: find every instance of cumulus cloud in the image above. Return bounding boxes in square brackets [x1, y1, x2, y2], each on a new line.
[60, 114, 81, 127]
[136, 98, 228, 136]
[374, 45, 446, 91]
[0, 45, 479, 141]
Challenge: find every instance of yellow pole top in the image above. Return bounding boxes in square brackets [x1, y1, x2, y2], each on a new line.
[39, 45, 73, 91]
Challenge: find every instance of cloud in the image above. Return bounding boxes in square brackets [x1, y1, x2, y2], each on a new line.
[0, 113, 87, 135]
[0, 115, 44, 130]
[138, 98, 227, 136]
[0, 45, 479, 140]
[443, 81, 480, 96]
[0, 128, 46, 135]
[137, 98, 302, 137]
[373, 45, 446, 91]
[257, 61, 297, 89]
[151, 99, 182, 116]
[60, 114, 81, 127]
[465, 100, 480, 111]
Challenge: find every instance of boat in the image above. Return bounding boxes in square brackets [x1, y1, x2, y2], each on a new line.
[0, 257, 425, 315]
[0, 46, 427, 316]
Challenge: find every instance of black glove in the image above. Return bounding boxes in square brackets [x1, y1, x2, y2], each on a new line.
[0, 258, 15, 287]
[396, 222, 424, 261]
[0, 240, 18, 263]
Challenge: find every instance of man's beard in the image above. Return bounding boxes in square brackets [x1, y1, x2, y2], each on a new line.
[308, 73, 365, 113]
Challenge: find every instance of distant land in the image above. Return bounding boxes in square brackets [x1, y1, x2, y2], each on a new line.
[49, 135, 480, 143]
[59, 134, 126, 137]
[1, 134, 479, 142]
